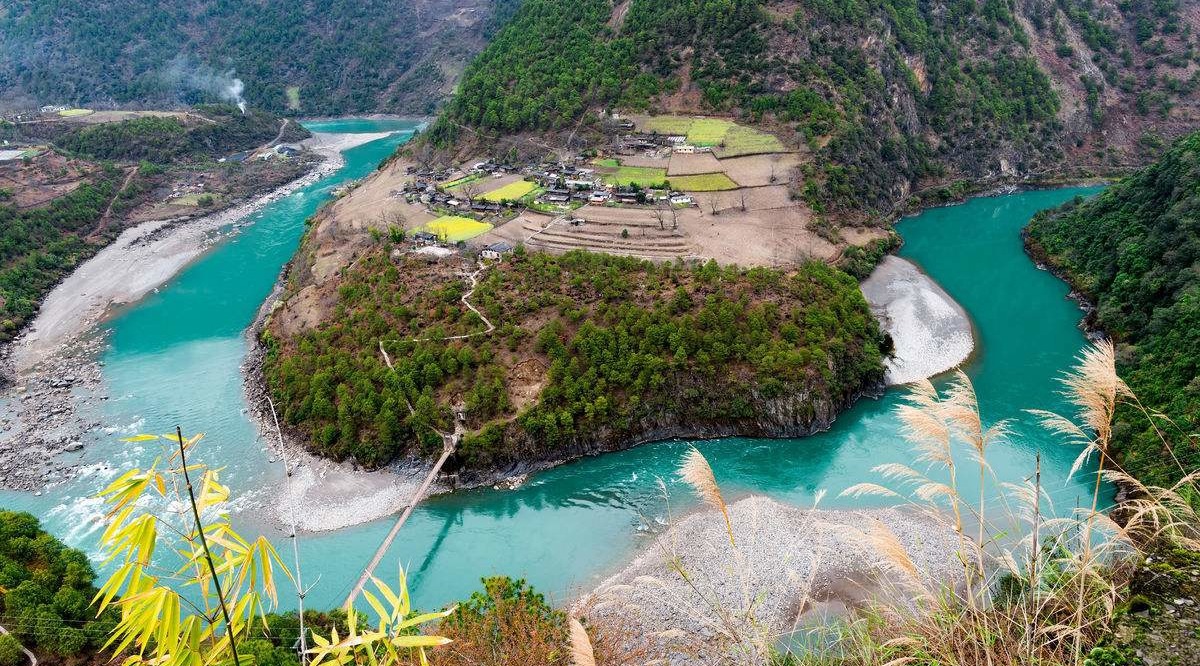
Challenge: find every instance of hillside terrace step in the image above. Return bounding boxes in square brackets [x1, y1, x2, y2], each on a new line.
[530, 230, 691, 248]
[530, 229, 692, 251]
[524, 235, 692, 255]
[525, 237, 689, 260]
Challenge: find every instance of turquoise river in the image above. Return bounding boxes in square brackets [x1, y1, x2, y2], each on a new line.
[0, 118, 1106, 612]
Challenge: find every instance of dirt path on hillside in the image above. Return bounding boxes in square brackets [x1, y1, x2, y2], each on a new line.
[407, 264, 494, 342]
[89, 166, 137, 239]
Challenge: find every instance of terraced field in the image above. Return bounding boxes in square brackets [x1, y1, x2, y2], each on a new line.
[520, 206, 696, 260]
[715, 125, 786, 158]
[601, 165, 668, 187]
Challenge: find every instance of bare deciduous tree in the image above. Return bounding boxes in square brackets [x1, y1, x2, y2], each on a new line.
[412, 141, 436, 172]
[459, 180, 482, 204]
[650, 200, 667, 231]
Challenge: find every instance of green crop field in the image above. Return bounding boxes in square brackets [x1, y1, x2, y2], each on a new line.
[687, 118, 735, 146]
[593, 158, 620, 168]
[425, 216, 494, 242]
[482, 180, 537, 202]
[668, 173, 739, 191]
[604, 166, 668, 187]
[643, 116, 695, 135]
[58, 108, 93, 117]
[442, 173, 484, 189]
[716, 126, 787, 157]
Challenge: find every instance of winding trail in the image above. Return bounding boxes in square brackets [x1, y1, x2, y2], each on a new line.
[406, 263, 494, 343]
[347, 341, 467, 608]
[344, 262, 495, 606]
[89, 166, 138, 239]
[262, 118, 291, 151]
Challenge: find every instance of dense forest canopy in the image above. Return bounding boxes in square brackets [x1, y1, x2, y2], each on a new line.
[264, 248, 885, 471]
[0, 0, 521, 115]
[1027, 130, 1200, 487]
[0, 510, 114, 661]
[0, 171, 116, 342]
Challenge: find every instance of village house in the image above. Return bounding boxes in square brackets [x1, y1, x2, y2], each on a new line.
[471, 201, 502, 213]
[481, 242, 514, 261]
[412, 231, 439, 245]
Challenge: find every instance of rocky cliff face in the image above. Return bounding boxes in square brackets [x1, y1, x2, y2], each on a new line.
[448, 375, 877, 487]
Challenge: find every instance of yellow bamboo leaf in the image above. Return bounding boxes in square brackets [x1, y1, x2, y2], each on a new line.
[121, 434, 161, 442]
[361, 589, 390, 626]
[390, 635, 452, 648]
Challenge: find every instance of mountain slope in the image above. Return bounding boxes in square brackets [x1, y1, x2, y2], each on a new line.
[0, 0, 520, 116]
[430, 0, 1200, 215]
[1026, 130, 1200, 488]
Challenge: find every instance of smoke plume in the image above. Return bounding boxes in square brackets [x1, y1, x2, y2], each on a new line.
[160, 56, 247, 113]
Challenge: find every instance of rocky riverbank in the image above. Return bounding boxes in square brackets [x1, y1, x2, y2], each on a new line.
[0, 335, 106, 490]
[580, 495, 966, 664]
[0, 131, 391, 492]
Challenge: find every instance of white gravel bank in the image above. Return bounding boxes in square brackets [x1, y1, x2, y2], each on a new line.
[582, 496, 966, 664]
[860, 255, 974, 385]
[270, 450, 446, 533]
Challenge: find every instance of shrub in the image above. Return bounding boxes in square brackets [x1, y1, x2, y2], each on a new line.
[436, 577, 569, 665]
[0, 635, 23, 666]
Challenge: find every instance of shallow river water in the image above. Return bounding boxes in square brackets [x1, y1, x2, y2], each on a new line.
[0, 118, 1105, 611]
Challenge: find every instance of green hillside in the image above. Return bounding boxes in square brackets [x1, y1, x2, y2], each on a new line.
[0, 510, 114, 661]
[1027, 130, 1200, 488]
[0, 0, 521, 115]
[431, 0, 1200, 215]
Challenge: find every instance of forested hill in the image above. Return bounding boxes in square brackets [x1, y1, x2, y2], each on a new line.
[431, 0, 1200, 215]
[263, 250, 885, 475]
[1026, 130, 1200, 488]
[0, 0, 520, 116]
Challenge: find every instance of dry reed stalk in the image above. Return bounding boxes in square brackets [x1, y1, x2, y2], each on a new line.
[679, 446, 735, 546]
[569, 617, 596, 666]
